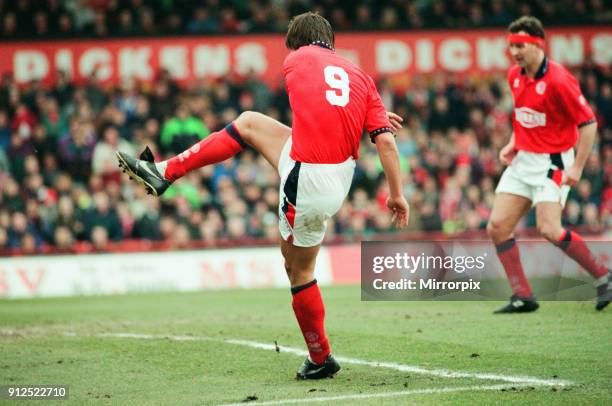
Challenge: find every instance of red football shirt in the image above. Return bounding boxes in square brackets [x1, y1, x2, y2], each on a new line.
[508, 57, 595, 153]
[284, 44, 391, 164]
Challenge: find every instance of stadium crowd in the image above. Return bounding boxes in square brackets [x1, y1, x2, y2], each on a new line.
[1, 56, 610, 254]
[1, 0, 610, 39]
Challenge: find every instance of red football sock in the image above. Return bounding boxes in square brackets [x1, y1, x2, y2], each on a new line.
[291, 279, 331, 365]
[557, 230, 607, 278]
[164, 123, 246, 181]
[496, 238, 533, 297]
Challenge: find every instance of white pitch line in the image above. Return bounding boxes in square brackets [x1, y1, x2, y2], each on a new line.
[87, 332, 572, 387]
[218, 384, 535, 406]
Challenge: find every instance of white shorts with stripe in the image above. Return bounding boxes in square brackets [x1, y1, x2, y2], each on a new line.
[277, 138, 356, 247]
[495, 149, 575, 207]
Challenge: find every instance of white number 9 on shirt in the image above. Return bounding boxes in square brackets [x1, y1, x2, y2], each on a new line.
[324, 65, 350, 107]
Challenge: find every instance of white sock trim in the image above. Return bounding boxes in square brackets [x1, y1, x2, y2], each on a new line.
[154, 161, 168, 179]
[594, 273, 609, 287]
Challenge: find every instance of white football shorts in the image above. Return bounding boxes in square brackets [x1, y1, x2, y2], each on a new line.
[278, 138, 355, 247]
[495, 148, 575, 207]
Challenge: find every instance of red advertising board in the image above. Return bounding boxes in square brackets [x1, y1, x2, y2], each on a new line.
[0, 28, 610, 86]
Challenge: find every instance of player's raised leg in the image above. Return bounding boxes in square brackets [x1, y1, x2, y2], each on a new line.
[280, 238, 340, 379]
[536, 202, 611, 310]
[116, 111, 290, 196]
[487, 192, 538, 313]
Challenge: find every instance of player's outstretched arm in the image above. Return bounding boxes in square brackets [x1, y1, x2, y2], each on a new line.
[375, 132, 409, 228]
[564, 121, 597, 186]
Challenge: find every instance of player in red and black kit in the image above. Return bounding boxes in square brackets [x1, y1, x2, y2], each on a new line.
[117, 12, 409, 378]
[488, 16, 611, 313]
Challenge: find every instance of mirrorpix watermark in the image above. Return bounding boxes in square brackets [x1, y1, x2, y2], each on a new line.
[364, 242, 487, 300]
[372, 251, 485, 291]
[361, 240, 612, 301]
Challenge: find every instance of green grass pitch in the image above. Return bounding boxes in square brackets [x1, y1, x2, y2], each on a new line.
[1, 285, 610, 405]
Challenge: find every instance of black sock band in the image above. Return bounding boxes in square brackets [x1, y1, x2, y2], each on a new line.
[558, 229, 572, 250]
[496, 238, 516, 253]
[225, 123, 247, 149]
[291, 279, 317, 296]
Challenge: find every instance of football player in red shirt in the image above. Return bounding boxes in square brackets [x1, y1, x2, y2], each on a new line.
[489, 16, 610, 313]
[117, 12, 409, 378]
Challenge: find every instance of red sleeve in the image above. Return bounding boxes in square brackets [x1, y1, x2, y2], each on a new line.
[364, 75, 392, 143]
[554, 72, 595, 127]
[282, 52, 296, 89]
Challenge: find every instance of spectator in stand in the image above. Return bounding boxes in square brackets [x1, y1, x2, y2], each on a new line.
[46, 195, 85, 241]
[11, 103, 37, 139]
[40, 97, 68, 140]
[485, 0, 512, 27]
[33, 10, 49, 37]
[20, 232, 38, 254]
[8, 135, 36, 184]
[248, 8, 272, 33]
[7, 211, 41, 249]
[55, 13, 75, 37]
[160, 103, 210, 154]
[92, 125, 135, 176]
[149, 78, 176, 124]
[3, 177, 25, 212]
[164, 12, 183, 34]
[91, 225, 110, 251]
[115, 8, 139, 36]
[425, 1, 452, 28]
[188, 7, 219, 34]
[354, 4, 375, 30]
[52, 71, 75, 107]
[1, 12, 18, 39]
[58, 119, 97, 183]
[132, 198, 162, 240]
[379, 7, 400, 30]
[53, 225, 75, 251]
[139, 7, 157, 36]
[84, 192, 122, 241]
[83, 75, 107, 115]
[219, 8, 242, 33]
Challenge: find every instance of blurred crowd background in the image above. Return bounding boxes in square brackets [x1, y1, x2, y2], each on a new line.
[1, 0, 610, 39]
[0, 1, 611, 254]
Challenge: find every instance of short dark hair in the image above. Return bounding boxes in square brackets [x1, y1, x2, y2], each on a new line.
[285, 12, 334, 50]
[508, 16, 545, 39]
